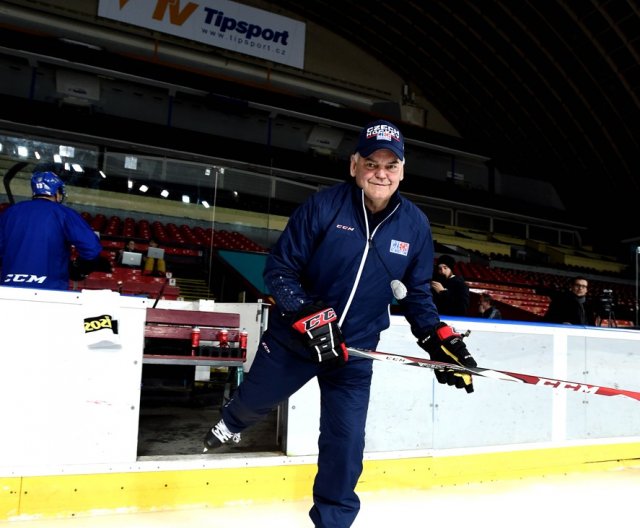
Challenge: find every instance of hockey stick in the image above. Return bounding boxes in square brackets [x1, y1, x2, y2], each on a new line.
[347, 347, 640, 402]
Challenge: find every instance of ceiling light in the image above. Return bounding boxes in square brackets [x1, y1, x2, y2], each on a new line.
[127, 179, 134, 189]
[72, 164, 83, 172]
[160, 189, 169, 198]
[17, 146, 28, 157]
[59, 38, 103, 51]
[99, 171, 107, 179]
[124, 156, 138, 170]
[139, 184, 149, 193]
[201, 200, 210, 208]
[182, 194, 190, 203]
[59, 145, 74, 157]
[53, 154, 62, 163]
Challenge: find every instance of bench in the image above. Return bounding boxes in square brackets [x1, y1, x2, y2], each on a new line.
[143, 308, 246, 401]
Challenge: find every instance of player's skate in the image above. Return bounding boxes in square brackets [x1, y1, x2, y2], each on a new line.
[203, 419, 241, 452]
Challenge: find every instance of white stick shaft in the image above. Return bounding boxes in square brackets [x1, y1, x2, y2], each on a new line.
[347, 347, 640, 402]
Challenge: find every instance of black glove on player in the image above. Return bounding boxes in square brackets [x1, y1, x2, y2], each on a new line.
[418, 322, 477, 393]
[69, 256, 111, 281]
[292, 302, 348, 365]
[69, 258, 95, 281]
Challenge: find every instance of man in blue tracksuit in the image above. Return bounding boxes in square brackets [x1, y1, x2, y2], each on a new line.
[0, 164, 103, 290]
[203, 120, 477, 527]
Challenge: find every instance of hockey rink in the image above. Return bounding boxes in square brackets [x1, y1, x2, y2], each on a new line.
[2, 465, 638, 528]
[2, 294, 639, 527]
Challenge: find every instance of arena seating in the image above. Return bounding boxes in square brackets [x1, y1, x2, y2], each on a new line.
[3, 205, 636, 323]
[457, 261, 636, 326]
[70, 213, 271, 300]
[79, 212, 268, 253]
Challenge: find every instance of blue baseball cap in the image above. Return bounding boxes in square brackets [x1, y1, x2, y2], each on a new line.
[355, 120, 404, 161]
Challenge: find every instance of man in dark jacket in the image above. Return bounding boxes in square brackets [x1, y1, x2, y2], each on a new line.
[431, 254, 470, 316]
[478, 293, 502, 319]
[202, 120, 477, 527]
[544, 276, 596, 325]
[0, 164, 102, 290]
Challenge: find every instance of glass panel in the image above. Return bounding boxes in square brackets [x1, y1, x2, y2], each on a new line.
[0, 127, 585, 303]
[494, 218, 527, 238]
[458, 211, 491, 231]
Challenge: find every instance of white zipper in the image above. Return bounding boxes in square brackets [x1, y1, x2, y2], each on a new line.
[338, 192, 401, 327]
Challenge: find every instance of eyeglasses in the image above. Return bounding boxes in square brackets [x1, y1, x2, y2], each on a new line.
[573, 283, 588, 289]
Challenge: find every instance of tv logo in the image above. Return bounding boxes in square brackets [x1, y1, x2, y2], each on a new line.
[84, 314, 118, 334]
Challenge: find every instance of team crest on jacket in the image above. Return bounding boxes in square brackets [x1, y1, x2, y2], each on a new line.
[390, 239, 410, 256]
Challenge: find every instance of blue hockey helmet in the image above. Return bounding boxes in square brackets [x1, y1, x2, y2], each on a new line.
[31, 164, 66, 200]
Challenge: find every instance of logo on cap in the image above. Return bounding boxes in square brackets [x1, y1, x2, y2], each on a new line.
[366, 123, 401, 143]
[356, 119, 404, 161]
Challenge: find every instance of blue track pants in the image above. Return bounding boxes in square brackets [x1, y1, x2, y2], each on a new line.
[222, 331, 373, 528]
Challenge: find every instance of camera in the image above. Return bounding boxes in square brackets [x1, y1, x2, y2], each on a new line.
[597, 289, 615, 317]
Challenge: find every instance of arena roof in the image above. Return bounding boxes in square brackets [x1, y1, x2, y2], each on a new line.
[276, 0, 640, 244]
[2, 1, 640, 246]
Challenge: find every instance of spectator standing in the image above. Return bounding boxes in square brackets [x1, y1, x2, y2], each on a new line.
[431, 254, 470, 316]
[543, 276, 596, 325]
[0, 164, 102, 290]
[201, 120, 477, 527]
[478, 293, 502, 319]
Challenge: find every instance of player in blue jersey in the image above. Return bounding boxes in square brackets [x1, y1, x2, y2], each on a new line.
[0, 164, 103, 290]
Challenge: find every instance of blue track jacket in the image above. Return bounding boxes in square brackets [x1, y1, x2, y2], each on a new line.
[0, 199, 102, 290]
[264, 181, 441, 351]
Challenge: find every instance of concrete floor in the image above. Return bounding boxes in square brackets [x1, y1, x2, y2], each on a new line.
[137, 372, 281, 456]
[137, 402, 280, 456]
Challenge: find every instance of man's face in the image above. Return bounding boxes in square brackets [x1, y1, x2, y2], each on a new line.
[437, 264, 452, 279]
[571, 280, 588, 297]
[350, 150, 404, 213]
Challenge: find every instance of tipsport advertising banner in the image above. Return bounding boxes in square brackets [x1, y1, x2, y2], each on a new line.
[98, 0, 306, 69]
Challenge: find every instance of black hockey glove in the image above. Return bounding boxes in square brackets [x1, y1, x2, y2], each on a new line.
[69, 258, 94, 281]
[69, 256, 112, 281]
[292, 302, 348, 365]
[418, 322, 477, 393]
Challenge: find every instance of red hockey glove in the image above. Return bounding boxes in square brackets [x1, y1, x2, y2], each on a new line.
[292, 303, 348, 365]
[418, 322, 476, 393]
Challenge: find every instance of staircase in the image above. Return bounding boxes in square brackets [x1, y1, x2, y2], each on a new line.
[174, 277, 214, 301]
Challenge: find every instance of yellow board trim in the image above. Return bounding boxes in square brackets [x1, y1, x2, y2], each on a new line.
[2, 442, 639, 520]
